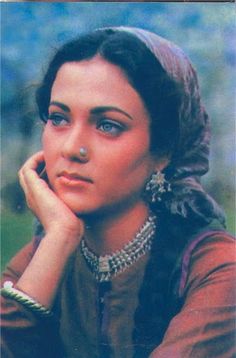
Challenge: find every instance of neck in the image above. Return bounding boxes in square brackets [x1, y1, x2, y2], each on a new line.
[83, 202, 151, 255]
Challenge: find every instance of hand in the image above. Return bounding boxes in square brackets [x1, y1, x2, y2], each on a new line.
[18, 151, 84, 247]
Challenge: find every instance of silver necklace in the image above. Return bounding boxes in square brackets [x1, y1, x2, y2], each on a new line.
[81, 214, 157, 282]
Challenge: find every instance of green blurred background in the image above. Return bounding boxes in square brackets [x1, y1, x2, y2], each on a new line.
[1, 2, 235, 272]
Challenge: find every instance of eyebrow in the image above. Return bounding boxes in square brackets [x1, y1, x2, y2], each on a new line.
[49, 101, 133, 120]
[91, 106, 133, 120]
[49, 101, 70, 112]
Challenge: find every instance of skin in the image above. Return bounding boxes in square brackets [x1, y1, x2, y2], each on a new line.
[44, 57, 155, 216]
[17, 56, 167, 307]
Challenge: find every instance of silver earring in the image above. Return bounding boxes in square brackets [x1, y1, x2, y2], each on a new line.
[145, 171, 171, 203]
[79, 147, 88, 158]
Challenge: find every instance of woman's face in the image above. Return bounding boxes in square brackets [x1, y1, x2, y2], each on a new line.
[42, 56, 165, 217]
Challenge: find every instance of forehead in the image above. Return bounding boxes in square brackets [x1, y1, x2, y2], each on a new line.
[53, 57, 129, 91]
[51, 57, 149, 120]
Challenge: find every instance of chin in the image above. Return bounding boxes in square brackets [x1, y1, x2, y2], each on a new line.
[60, 197, 114, 220]
[56, 189, 143, 219]
[63, 200, 94, 216]
[54, 189, 92, 212]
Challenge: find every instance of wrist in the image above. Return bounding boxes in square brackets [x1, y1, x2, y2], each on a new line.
[42, 230, 82, 256]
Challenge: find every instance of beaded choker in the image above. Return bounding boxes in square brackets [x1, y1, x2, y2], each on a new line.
[81, 214, 157, 282]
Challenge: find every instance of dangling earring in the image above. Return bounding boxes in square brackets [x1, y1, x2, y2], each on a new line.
[145, 171, 171, 203]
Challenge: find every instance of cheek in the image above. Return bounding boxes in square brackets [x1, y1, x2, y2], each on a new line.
[117, 134, 153, 173]
[101, 141, 154, 185]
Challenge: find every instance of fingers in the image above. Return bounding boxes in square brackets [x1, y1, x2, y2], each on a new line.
[19, 151, 45, 185]
[19, 151, 45, 175]
[18, 151, 48, 209]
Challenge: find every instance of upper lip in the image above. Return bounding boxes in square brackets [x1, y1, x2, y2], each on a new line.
[58, 171, 93, 183]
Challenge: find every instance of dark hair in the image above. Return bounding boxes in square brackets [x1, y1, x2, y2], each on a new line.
[35, 29, 226, 356]
[36, 29, 181, 157]
[36, 28, 225, 226]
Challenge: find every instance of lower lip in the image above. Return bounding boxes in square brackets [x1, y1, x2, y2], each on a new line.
[58, 176, 91, 187]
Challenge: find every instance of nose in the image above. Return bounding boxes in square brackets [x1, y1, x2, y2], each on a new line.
[61, 125, 90, 163]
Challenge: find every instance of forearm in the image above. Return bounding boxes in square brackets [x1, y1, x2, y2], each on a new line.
[15, 231, 79, 309]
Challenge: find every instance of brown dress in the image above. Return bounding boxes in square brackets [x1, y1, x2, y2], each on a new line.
[1, 232, 236, 357]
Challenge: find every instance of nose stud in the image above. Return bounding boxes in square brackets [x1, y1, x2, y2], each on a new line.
[79, 147, 88, 159]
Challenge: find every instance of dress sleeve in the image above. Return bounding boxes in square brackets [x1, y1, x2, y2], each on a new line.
[149, 233, 236, 358]
[1, 239, 62, 358]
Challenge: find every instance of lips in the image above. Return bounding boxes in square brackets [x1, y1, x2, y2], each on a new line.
[58, 171, 93, 184]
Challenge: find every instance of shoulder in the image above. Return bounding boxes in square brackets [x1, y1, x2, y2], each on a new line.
[149, 231, 236, 358]
[180, 230, 236, 300]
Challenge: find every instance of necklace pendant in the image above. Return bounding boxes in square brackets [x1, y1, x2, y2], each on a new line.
[98, 257, 110, 273]
[81, 214, 156, 282]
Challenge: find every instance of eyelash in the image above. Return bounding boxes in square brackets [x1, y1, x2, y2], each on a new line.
[97, 119, 124, 136]
[47, 113, 68, 126]
[47, 113, 125, 136]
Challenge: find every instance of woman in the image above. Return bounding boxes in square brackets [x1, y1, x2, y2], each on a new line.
[1, 27, 235, 358]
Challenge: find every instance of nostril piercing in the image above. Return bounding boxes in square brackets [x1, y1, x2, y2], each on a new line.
[79, 147, 88, 158]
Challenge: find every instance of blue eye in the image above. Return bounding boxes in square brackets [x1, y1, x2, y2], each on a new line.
[47, 113, 68, 126]
[98, 120, 123, 136]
